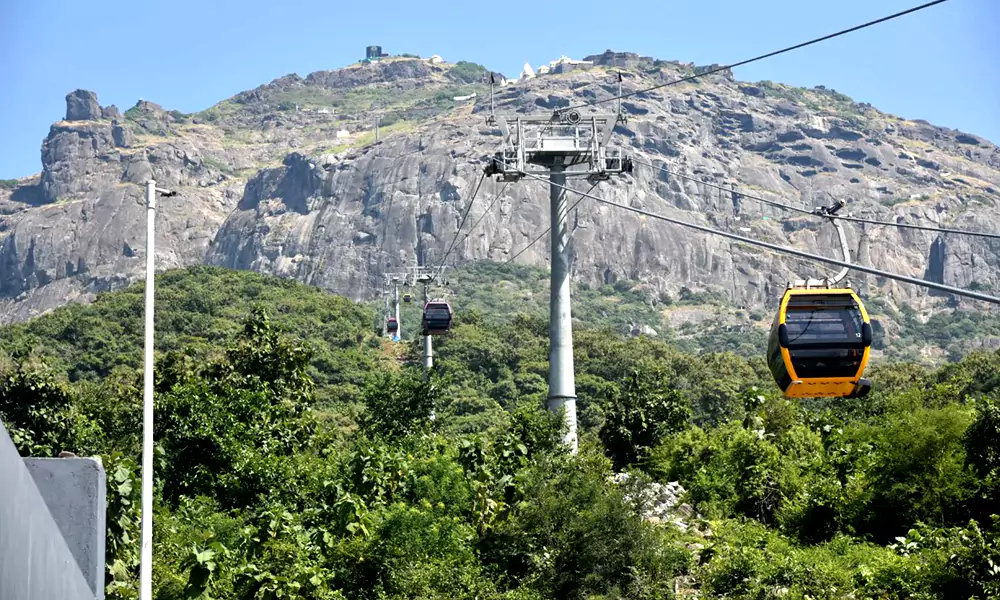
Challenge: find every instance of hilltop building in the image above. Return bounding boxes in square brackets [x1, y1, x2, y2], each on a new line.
[364, 45, 389, 62]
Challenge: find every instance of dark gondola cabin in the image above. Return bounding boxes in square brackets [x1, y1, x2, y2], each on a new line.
[422, 301, 453, 335]
[767, 288, 873, 399]
[403, 293, 412, 303]
[386, 317, 399, 334]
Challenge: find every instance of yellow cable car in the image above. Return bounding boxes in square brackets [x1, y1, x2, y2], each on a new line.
[767, 287, 873, 399]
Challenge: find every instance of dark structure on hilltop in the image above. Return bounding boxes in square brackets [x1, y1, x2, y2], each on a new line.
[365, 45, 388, 62]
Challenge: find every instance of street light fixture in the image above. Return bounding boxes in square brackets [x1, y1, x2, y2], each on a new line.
[139, 179, 175, 600]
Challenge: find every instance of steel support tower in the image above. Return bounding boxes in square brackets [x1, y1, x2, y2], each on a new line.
[382, 266, 448, 369]
[406, 265, 448, 370]
[483, 109, 632, 453]
[382, 272, 407, 341]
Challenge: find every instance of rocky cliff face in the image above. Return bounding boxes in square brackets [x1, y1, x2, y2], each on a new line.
[1, 52, 999, 340]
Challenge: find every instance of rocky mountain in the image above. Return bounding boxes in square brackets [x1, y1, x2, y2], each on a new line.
[2, 50, 999, 351]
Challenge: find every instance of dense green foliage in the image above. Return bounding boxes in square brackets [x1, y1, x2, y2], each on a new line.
[1, 266, 998, 599]
[0, 266, 378, 404]
[878, 299, 1000, 362]
[447, 61, 489, 83]
[434, 261, 1000, 364]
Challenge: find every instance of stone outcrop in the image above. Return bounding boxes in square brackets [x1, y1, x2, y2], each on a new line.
[64, 90, 102, 121]
[1, 52, 998, 334]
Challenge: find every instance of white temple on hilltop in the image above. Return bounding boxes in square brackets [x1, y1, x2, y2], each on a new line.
[513, 56, 595, 83]
[519, 62, 535, 81]
[549, 54, 593, 68]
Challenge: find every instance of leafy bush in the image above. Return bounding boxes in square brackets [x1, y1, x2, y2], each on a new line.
[447, 61, 488, 83]
[0, 354, 77, 456]
[2, 265, 999, 598]
[358, 369, 441, 440]
[599, 368, 690, 469]
[155, 307, 319, 508]
[379, 112, 402, 127]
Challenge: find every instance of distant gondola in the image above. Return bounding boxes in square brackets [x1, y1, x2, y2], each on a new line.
[386, 317, 399, 334]
[403, 293, 412, 303]
[422, 300, 453, 335]
[766, 287, 872, 399]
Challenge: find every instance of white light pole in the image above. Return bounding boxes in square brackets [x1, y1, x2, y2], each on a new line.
[140, 179, 174, 600]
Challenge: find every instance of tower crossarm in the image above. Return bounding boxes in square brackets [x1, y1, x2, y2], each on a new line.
[484, 111, 633, 182]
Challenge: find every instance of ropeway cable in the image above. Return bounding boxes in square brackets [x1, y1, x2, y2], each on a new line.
[634, 158, 1000, 240]
[452, 181, 511, 258]
[517, 170, 1000, 306]
[502, 180, 600, 265]
[559, 0, 952, 114]
[435, 172, 487, 273]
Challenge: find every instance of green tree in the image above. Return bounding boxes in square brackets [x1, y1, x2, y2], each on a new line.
[599, 368, 690, 470]
[155, 308, 319, 508]
[964, 396, 1000, 515]
[447, 61, 488, 83]
[860, 403, 976, 542]
[0, 354, 77, 456]
[359, 369, 441, 440]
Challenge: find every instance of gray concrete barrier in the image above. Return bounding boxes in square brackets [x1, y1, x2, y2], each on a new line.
[0, 420, 98, 600]
[25, 456, 107, 598]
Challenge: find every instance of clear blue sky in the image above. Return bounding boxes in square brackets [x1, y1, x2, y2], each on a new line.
[1, 0, 997, 179]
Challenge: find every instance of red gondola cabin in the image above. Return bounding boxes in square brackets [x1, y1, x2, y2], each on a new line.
[386, 317, 399, 334]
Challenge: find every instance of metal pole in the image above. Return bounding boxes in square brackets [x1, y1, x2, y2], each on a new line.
[383, 290, 389, 337]
[548, 165, 578, 453]
[422, 284, 433, 369]
[139, 180, 156, 600]
[489, 75, 495, 120]
[394, 281, 400, 340]
[617, 71, 623, 121]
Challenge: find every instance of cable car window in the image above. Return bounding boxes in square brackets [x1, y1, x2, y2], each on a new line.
[783, 294, 866, 379]
[789, 347, 864, 379]
[784, 296, 864, 348]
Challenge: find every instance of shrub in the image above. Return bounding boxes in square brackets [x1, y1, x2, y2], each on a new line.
[448, 61, 488, 83]
[599, 368, 690, 470]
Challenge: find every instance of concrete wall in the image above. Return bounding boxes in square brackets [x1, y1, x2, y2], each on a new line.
[25, 456, 107, 598]
[0, 420, 98, 600]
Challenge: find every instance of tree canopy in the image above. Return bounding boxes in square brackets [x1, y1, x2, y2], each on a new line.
[1, 265, 997, 599]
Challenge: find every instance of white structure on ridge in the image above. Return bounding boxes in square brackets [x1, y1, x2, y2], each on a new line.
[512, 56, 594, 84]
[549, 54, 593, 68]
[519, 62, 535, 81]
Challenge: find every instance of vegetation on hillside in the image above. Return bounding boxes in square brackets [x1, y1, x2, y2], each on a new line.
[1, 266, 998, 599]
[425, 260, 1000, 366]
[447, 61, 489, 83]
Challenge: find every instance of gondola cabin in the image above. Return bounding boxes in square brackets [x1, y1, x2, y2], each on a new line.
[767, 288, 873, 399]
[386, 317, 399, 335]
[422, 301, 453, 335]
[403, 293, 412, 303]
